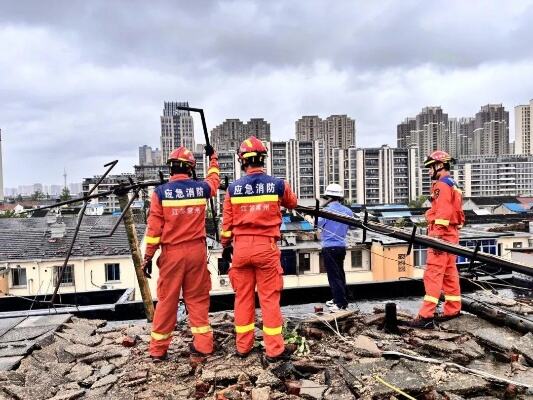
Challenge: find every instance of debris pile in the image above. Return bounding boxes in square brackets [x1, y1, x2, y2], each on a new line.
[0, 308, 532, 399]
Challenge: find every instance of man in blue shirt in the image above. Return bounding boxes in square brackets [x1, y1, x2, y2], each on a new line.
[318, 184, 354, 311]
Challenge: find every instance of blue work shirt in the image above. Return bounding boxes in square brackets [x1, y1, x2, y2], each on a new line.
[318, 201, 354, 248]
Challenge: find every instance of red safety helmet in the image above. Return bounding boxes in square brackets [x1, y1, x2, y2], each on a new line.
[424, 150, 455, 168]
[237, 136, 267, 161]
[167, 146, 196, 168]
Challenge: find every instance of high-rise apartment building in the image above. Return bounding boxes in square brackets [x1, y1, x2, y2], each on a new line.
[399, 105, 509, 159]
[323, 115, 356, 149]
[455, 117, 475, 157]
[265, 140, 326, 202]
[295, 114, 356, 148]
[397, 107, 450, 161]
[397, 118, 416, 148]
[416, 106, 449, 161]
[472, 104, 509, 156]
[246, 118, 271, 142]
[515, 99, 533, 155]
[160, 102, 195, 162]
[139, 145, 162, 166]
[453, 155, 533, 197]
[295, 116, 325, 141]
[210, 118, 271, 152]
[210, 119, 246, 152]
[330, 145, 419, 205]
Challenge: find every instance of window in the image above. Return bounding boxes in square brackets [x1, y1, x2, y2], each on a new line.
[298, 253, 311, 273]
[218, 258, 230, 275]
[413, 245, 427, 267]
[54, 265, 75, 286]
[11, 267, 27, 287]
[105, 263, 121, 282]
[457, 240, 498, 265]
[351, 251, 363, 269]
[513, 242, 523, 249]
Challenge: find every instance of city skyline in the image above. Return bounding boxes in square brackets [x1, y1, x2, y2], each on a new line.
[1, 0, 533, 186]
[3, 98, 533, 189]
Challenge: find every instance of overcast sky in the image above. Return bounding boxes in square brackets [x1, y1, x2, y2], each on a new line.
[2, 0, 533, 187]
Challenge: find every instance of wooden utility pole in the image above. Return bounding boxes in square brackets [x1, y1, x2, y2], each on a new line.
[118, 191, 154, 322]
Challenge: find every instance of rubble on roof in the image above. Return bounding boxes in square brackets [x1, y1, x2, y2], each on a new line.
[0, 306, 532, 399]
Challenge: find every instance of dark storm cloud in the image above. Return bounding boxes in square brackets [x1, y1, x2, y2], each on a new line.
[3, 0, 533, 72]
[1, 0, 533, 186]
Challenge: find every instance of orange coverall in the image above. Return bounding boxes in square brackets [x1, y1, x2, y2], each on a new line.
[221, 167, 297, 357]
[419, 174, 465, 318]
[145, 155, 220, 357]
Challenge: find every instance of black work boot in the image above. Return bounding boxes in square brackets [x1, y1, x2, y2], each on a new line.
[235, 350, 252, 359]
[150, 352, 168, 362]
[189, 343, 212, 357]
[408, 316, 435, 329]
[434, 312, 461, 322]
[265, 348, 293, 363]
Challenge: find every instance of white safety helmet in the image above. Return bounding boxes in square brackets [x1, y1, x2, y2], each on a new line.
[323, 183, 344, 199]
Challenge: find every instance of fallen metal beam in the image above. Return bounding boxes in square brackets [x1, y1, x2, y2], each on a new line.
[295, 205, 533, 277]
[461, 294, 533, 334]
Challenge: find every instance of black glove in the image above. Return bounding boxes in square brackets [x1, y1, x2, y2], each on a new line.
[143, 257, 153, 279]
[222, 246, 233, 264]
[204, 145, 215, 158]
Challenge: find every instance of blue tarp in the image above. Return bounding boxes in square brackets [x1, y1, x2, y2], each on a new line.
[503, 203, 527, 213]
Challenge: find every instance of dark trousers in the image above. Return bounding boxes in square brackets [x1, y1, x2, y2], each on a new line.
[322, 247, 347, 307]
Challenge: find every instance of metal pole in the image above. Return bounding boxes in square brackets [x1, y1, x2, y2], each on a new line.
[177, 105, 220, 242]
[118, 191, 154, 322]
[295, 205, 533, 276]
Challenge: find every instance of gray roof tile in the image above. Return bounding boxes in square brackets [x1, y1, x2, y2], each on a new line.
[0, 216, 145, 262]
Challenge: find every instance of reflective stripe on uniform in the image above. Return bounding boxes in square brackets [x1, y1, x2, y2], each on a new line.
[145, 236, 161, 245]
[435, 219, 450, 226]
[191, 325, 212, 334]
[424, 295, 439, 304]
[151, 331, 172, 341]
[445, 295, 461, 302]
[263, 325, 283, 336]
[221, 230, 232, 238]
[235, 323, 255, 333]
[162, 198, 207, 207]
[230, 195, 278, 204]
[207, 167, 220, 175]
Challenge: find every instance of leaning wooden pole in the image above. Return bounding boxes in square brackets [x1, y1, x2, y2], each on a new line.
[118, 192, 155, 322]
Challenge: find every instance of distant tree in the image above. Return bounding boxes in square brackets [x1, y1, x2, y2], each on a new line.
[31, 190, 44, 201]
[60, 187, 71, 201]
[0, 210, 20, 218]
[408, 195, 428, 208]
[16, 194, 23, 202]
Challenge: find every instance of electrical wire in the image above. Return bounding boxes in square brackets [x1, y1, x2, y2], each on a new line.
[373, 375, 417, 400]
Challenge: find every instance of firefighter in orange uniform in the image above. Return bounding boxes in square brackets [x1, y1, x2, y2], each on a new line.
[411, 150, 465, 329]
[143, 145, 220, 359]
[221, 136, 298, 362]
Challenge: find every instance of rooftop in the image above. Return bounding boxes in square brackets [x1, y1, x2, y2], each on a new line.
[0, 290, 531, 398]
[0, 216, 145, 262]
